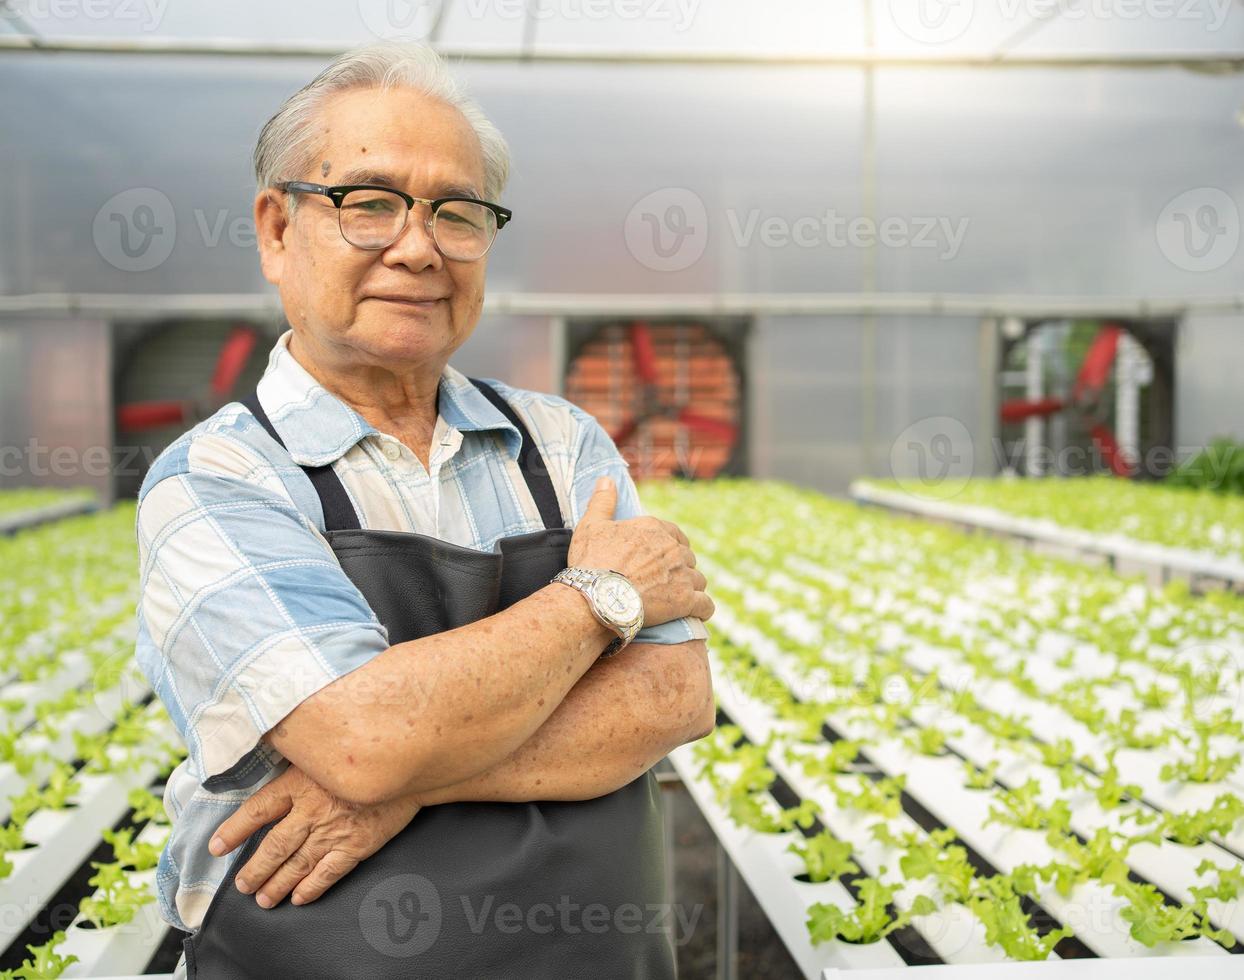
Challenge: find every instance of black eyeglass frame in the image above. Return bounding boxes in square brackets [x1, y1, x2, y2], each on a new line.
[274, 180, 513, 254]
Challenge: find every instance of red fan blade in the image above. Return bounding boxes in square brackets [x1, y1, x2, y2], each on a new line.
[210, 325, 258, 397]
[677, 409, 738, 441]
[612, 417, 642, 446]
[117, 400, 188, 430]
[628, 321, 660, 386]
[1089, 423, 1134, 477]
[1071, 323, 1123, 403]
[1000, 397, 1066, 424]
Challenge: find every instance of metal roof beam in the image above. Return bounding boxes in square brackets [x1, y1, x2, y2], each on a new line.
[0, 35, 1241, 71]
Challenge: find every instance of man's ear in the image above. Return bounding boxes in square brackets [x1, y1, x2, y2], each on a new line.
[254, 189, 289, 286]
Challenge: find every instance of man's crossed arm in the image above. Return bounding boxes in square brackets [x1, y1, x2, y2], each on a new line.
[209, 635, 713, 909]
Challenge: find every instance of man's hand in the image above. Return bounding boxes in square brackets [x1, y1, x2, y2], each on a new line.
[208, 764, 423, 908]
[569, 476, 714, 626]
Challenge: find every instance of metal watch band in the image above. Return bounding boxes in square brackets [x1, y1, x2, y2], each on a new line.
[555, 566, 630, 595]
[551, 567, 641, 657]
[599, 635, 625, 659]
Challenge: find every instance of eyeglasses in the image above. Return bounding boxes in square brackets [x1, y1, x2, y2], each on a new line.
[275, 181, 512, 261]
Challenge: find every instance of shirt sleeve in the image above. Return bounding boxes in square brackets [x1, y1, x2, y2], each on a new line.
[564, 410, 709, 646]
[134, 431, 390, 790]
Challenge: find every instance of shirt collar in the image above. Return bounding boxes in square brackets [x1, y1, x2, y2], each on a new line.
[254, 329, 521, 467]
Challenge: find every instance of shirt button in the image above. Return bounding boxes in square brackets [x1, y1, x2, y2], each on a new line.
[383, 443, 401, 461]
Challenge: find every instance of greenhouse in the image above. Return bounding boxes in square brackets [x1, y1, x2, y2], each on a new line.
[1, 2, 1243, 978]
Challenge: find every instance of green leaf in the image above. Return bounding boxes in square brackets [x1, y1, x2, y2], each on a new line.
[788, 831, 859, 883]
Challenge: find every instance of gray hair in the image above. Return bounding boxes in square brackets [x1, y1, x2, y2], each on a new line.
[253, 41, 510, 213]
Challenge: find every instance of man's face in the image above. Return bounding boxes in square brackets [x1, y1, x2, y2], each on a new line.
[256, 86, 491, 373]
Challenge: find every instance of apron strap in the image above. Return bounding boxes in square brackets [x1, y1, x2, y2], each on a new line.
[239, 391, 362, 532]
[467, 378, 566, 531]
[239, 379, 566, 533]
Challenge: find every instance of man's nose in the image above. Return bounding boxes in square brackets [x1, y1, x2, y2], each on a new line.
[384, 206, 442, 269]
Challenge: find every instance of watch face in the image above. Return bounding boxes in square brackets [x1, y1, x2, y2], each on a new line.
[596, 574, 643, 624]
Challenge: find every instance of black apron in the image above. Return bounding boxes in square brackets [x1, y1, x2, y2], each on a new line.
[182, 380, 675, 980]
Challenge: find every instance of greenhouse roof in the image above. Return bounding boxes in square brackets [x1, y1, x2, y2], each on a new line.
[2, 0, 1243, 64]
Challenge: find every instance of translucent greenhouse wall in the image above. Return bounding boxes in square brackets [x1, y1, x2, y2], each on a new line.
[2, 45, 1243, 495]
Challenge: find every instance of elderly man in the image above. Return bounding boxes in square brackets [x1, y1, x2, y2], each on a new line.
[136, 40, 714, 980]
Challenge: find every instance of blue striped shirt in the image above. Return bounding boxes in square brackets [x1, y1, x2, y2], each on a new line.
[133, 328, 706, 933]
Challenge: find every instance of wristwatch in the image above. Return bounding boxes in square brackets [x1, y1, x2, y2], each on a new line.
[551, 567, 644, 658]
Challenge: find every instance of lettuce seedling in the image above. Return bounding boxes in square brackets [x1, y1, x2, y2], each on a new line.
[72, 729, 115, 773]
[1032, 828, 1132, 898]
[795, 738, 864, 777]
[127, 787, 170, 826]
[1190, 860, 1244, 904]
[102, 827, 163, 872]
[788, 830, 859, 882]
[1093, 750, 1141, 810]
[1101, 861, 1232, 947]
[831, 776, 906, 820]
[8, 762, 81, 825]
[78, 861, 153, 929]
[904, 726, 954, 757]
[963, 760, 999, 790]
[1036, 738, 1075, 769]
[986, 779, 1071, 833]
[968, 874, 1070, 960]
[1162, 794, 1244, 846]
[779, 701, 837, 743]
[806, 871, 936, 945]
[0, 931, 79, 980]
[1160, 729, 1241, 785]
[898, 828, 976, 903]
[1101, 709, 1174, 751]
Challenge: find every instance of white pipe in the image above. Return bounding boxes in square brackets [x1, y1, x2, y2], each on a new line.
[2, 292, 1243, 320]
[1025, 325, 1046, 477]
[1115, 331, 1142, 472]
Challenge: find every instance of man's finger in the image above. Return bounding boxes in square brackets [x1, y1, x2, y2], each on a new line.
[691, 593, 716, 621]
[234, 820, 311, 896]
[210, 775, 295, 856]
[661, 520, 689, 546]
[291, 850, 361, 906]
[253, 841, 326, 909]
[579, 476, 617, 526]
